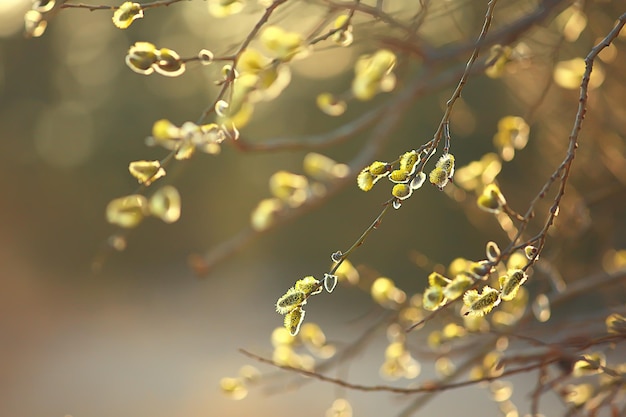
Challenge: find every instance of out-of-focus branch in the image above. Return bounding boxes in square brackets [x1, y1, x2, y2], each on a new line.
[231, 104, 384, 152]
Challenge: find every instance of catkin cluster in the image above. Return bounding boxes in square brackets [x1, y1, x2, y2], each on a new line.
[275, 274, 337, 336]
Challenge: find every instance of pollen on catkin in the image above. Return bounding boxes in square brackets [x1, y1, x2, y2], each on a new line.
[436, 153, 455, 174]
[295, 276, 322, 296]
[358, 161, 390, 191]
[389, 169, 410, 183]
[499, 269, 528, 301]
[368, 161, 390, 176]
[284, 307, 305, 336]
[399, 150, 420, 174]
[357, 170, 375, 191]
[463, 286, 500, 316]
[429, 167, 449, 189]
[392, 183, 412, 200]
[429, 154, 455, 189]
[276, 288, 307, 314]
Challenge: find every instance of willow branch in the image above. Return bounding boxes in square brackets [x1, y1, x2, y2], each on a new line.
[61, 0, 189, 11]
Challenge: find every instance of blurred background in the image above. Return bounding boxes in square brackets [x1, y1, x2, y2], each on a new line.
[1, 1, 625, 416]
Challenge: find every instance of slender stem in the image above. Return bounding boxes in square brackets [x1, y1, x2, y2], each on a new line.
[430, 0, 499, 148]
[329, 202, 392, 276]
[61, 0, 190, 11]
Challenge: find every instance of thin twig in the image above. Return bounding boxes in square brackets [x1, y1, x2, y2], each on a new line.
[196, 0, 291, 124]
[501, 12, 626, 272]
[61, 0, 189, 11]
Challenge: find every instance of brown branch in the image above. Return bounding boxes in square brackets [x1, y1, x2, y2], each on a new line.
[239, 347, 560, 394]
[61, 0, 190, 11]
[428, 0, 568, 63]
[502, 11, 626, 271]
[307, 0, 361, 45]
[231, 104, 384, 152]
[321, 0, 414, 34]
[259, 310, 394, 395]
[430, 0, 499, 152]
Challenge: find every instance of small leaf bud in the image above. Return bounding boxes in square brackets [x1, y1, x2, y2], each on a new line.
[332, 29, 353, 47]
[485, 241, 501, 263]
[112, 2, 143, 29]
[215, 100, 229, 117]
[410, 172, 427, 190]
[573, 353, 606, 377]
[331, 251, 343, 263]
[316, 93, 347, 116]
[331, 15, 353, 47]
[155, 48, 185, 77]
[524, 245, 539, 260]
[32, 0, 56, 13]
[323, 273, 338, 293]
[605, 313, 626, 335]
[24, 10, 47, 38]
[106, 194, 149, 228]
[198, 49, 214, 65]
[125, 42, 157, 75]
[149, 185, 181, 224]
